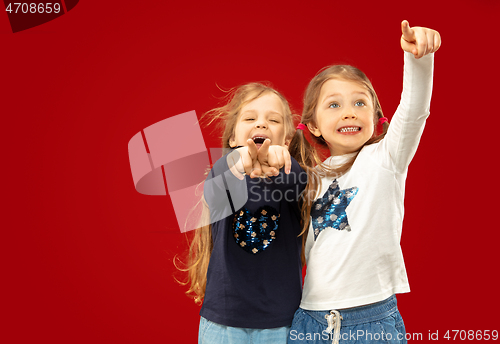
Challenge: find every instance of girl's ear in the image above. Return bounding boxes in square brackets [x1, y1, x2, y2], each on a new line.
[307, 122, 322, 137]
[229, 136, 236, 148]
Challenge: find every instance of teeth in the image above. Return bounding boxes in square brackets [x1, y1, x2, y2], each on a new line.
[339, 127, 360, 133]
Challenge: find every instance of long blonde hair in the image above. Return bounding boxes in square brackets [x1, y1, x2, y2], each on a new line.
[176, 82, 296, 304]
[289, 65, 389, 238]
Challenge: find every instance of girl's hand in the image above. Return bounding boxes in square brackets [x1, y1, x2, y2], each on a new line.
[400, 20, 441, 59]
[257, 139, 292, 177]
[227, 140, 263, 179]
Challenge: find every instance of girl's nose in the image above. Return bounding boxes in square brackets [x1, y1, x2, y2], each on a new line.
[255, 120, 268, 129]
[342, 108, 357, 120]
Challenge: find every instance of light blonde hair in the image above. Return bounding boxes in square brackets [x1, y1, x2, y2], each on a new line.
[205, 82, 296, 149]
[176, 82, 296, 304]
[289, 65, 389, 238]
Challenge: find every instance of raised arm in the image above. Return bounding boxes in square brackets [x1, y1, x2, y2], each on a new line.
[381, 21, 441, 172]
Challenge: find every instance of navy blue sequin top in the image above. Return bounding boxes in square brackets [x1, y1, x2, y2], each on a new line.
[200, 151, 307, 329]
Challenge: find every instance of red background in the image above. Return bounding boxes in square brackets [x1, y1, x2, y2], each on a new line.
[3, 1, 499, 343]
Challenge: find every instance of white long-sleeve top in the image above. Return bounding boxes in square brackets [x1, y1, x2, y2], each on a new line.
[300, 52, 434, 310]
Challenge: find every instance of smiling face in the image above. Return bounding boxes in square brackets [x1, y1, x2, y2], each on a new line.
[307, 78, 375, 156]
[229, 92, 288, 148]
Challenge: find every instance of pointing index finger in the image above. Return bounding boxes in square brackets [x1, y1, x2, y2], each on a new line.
[401, 20, 415, 42]
[247, 139, 258, 161]
[283, 149, 291, 174]
[257, 139, 271, 162]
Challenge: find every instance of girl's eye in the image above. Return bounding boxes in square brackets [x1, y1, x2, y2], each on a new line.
[244, 118, 254, 121]
[355, 101, 365, 106]
[328, 103, 339, 109]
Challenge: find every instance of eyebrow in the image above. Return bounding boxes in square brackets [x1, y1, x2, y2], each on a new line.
[322, 91, 370, 102]
[240, 109, 284, 117]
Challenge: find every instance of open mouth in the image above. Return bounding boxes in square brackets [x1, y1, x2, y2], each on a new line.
[252, 136, 268, 145]
[338, 127, 361, 133]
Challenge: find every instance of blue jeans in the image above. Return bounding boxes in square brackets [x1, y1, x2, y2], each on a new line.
[288, 295, 407, 343]
[199, 317, 290, 344]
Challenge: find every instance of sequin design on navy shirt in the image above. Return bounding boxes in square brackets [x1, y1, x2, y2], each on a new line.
[232, 206, 280, 254]
[310, 179, 358, 240]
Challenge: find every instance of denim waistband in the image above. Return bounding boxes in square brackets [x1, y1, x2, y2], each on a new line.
[302, 295, 398, 327]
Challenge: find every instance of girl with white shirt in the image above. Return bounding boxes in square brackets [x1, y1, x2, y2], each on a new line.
[287, 21, 441, 344]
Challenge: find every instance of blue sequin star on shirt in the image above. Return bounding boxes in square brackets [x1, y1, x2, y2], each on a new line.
[310, 179, 358, 240]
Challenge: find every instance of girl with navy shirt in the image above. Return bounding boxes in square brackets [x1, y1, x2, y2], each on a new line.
[182, 83, 307, 343]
